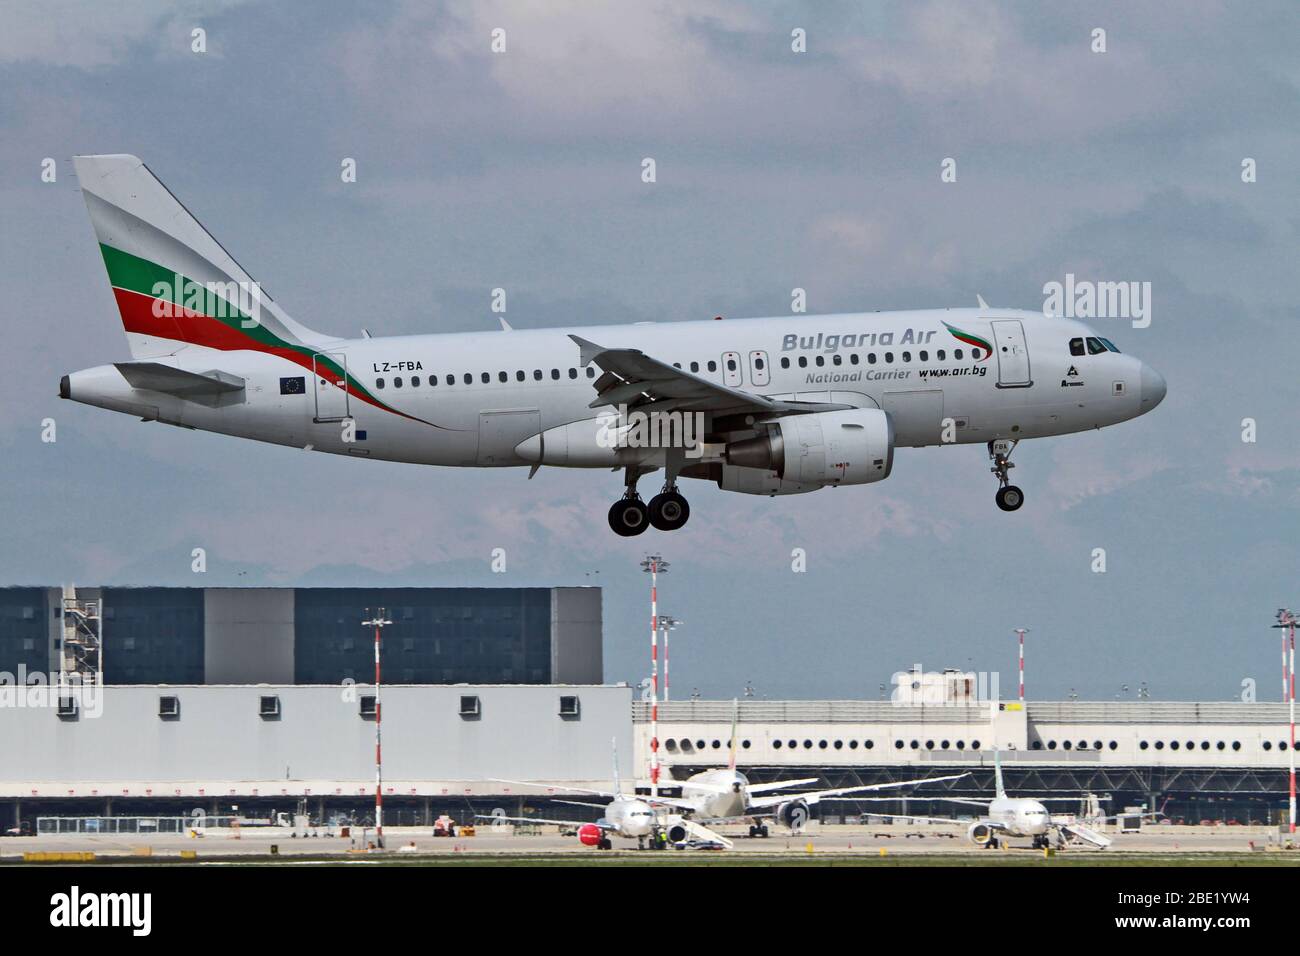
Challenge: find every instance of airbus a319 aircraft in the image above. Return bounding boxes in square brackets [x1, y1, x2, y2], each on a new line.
[63, 155, 1167, 535]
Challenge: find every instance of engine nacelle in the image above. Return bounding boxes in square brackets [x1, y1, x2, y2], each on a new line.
[776, 799, 812, 831]
[967, 822, 995, 846]
[578, 823, 604, 847]
[724, 408, 894, 488]
[666, 823, 689, 843]
[717, 464, 823, 496]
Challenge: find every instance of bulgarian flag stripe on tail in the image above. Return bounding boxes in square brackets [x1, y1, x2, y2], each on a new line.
[97, 243, 447, 429]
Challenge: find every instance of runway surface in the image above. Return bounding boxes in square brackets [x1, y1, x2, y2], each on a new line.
[4, 824, 1298, 864]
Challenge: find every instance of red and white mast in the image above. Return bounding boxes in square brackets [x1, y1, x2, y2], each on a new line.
[641, 556, 669, 798]
[1014, 628, 1028, 703]
[363, 607, 391, 848]
[1274, 610, 1296, 834]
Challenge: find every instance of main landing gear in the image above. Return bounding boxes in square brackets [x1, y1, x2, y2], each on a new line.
[608, 468, 691, 536]
[989, 439, 1024, 512]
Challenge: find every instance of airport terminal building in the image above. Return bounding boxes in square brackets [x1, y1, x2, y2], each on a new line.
[2, 585, 1297, 829]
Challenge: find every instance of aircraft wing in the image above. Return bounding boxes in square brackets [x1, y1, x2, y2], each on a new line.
[570, 335, 850, 417]
[475, 813, 613, 831]
[745, 772, 971, 811]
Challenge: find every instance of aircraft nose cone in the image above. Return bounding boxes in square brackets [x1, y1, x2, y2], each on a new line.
[1140, 363, 1166, 410]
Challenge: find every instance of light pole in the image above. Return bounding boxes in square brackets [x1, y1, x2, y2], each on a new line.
[362, 607, 391, 848]
[1273, 609, 1297, 834]
[1014, 628, 1028, 703]
[640, 556, 669, 797]
[657, 615, 681, 702]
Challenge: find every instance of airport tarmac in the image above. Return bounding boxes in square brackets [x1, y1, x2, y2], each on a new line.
[3, 824, 1297, 864]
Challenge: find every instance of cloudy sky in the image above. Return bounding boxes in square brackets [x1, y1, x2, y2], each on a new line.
[2, 1, 1298, 700]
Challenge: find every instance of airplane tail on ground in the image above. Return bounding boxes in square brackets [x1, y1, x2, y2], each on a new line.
[728, 698, 739, 771]
[72, 154, 330, 360]
[611, 737, 624, 796]
[993, 748, 1006, 799]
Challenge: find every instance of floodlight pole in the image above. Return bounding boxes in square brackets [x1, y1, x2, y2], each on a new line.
[641, 556, 669, 798]
[1014, 628, 1028, 703]
[658, 615, 681, 702]
[363, 607, 392, 848]
[1277, 610, 1298, 834]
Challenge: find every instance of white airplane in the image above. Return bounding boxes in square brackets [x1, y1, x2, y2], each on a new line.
[63, 155, 1167, 535]
[482, 742, 730, 849]
[852, 752, 1116, 849]
[659, 716, 970, 838]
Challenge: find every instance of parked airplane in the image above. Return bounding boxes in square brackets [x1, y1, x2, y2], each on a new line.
[480, 740, 730, 850]
[853, 752, 1118, 849]
[660, 712, 969, 837]
[63, 155, 1167, 535]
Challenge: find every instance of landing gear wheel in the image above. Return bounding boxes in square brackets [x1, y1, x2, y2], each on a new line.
[748, 826, 757, 838]
[758, 825, 769, 838]
[599, 837, 612, 850]
[608, 498, 649, 536]
[996, 485, 1024, 512]
[648, 491, 690, 531]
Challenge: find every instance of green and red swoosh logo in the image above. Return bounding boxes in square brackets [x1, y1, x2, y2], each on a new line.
[942, 321, 993, 361]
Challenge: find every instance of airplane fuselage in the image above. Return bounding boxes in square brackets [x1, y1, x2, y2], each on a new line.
[63, 308, 1165, 471]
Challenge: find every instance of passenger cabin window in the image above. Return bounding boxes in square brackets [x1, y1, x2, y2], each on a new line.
[394, 377, 403, 388]
[376, 378, 385, 389]
[1069, 337, 1086, 356]
[691, 361, 700, 372]
[1086, 336, 1107, 355]
[707, 360, 717, 372]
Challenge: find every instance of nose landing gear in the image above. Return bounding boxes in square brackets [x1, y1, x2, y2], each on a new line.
[989, 439, 1024, 512]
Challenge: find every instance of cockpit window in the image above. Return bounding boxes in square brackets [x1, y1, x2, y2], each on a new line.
[1086, 336, 1107, 355]
[1099, 337, 1120, 353]
[1069, 337, 1085, 356]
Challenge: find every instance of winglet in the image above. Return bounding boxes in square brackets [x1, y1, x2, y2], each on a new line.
[568, 334, 604, 366]
[499, 316, 513, 332]
[976, 294, 989, 310]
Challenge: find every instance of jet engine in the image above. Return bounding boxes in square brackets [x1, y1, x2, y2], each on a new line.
[578, 823, 605, 847]
[776, 799, 812, 831]
[666, 822, 689, 844]
[967, 822, 996, 846]
[724, 408, 894, 489]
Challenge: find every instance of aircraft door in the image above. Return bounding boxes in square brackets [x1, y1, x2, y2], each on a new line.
[312, 352, 350, 422]
[990, 320, 1032, 387]
[748, 350, 770, 386]
[722, 351, 742, 386]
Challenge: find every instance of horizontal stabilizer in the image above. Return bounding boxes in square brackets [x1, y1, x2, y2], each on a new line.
[115, 362, 245, 399]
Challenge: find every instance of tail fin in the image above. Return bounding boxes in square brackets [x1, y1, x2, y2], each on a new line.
[993, 748, 1006, 799]
[727, 698, 739, 771]
[73, 154, 328, 360]
[611, 737, 623, 796]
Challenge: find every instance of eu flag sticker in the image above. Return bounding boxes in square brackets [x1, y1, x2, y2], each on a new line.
[280, 376, 306, 395]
